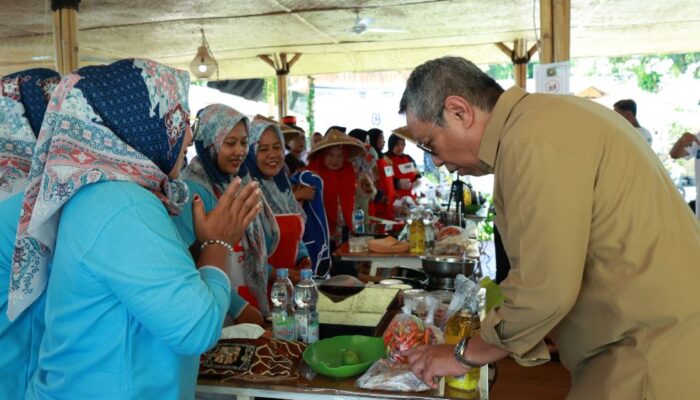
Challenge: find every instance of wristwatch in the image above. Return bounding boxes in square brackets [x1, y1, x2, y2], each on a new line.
[454, 336, 484, 368]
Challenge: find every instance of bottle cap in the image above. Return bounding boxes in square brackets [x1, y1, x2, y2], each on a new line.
[300, 269, 312, 280]
[276, 268, 289, 278]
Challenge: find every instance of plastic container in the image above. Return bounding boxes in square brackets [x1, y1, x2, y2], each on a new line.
[294, 269, 319, 344]
[303, 335, 385, 378]
[409, 209, 425, 255]
[270, 268, 295, 340]
[444, 310, 480, 392]
[353, 207, 365, 234]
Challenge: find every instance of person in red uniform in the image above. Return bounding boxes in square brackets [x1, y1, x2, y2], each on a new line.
[368, 128, 396, 221]
[387, 134, 422, 201]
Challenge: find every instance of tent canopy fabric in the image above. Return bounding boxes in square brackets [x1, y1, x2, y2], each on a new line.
[1, 0, 699, 78]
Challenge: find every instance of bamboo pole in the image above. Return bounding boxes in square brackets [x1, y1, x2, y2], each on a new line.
[495, 39, 536, 90]
[553, 0, 570, 62]
[259, 52, 302, 119]
[539, 0, 569, 64]
[539, 0, 553, 64]
[513, 39, 527, 89]
[52, 1, 80, 74]
[277, 72, 288, 120]
[53, 11, 63, 73]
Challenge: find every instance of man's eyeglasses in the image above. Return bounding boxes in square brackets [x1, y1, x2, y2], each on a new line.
[416, 118, 439, 156]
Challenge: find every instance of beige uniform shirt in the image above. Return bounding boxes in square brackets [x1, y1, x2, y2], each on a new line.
[479, 87, 700, 400]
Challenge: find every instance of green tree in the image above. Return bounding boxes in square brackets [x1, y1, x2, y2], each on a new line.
[609, 53, 700, 92]
[307, 76, 315, 134]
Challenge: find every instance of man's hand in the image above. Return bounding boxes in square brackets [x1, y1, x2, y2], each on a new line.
[404, 344, 468, 389]
[670, 132, 700, 159]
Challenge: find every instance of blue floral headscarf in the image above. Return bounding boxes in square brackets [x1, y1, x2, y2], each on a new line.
[185, 104, 250, 196]
[0, 68, 61, 197]
[182, 104, 279, 316]
[245, 119, 304, 217]
[8, 59, 190, 320]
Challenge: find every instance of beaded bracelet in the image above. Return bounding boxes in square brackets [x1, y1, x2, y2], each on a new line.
[200, 239, 234, 254]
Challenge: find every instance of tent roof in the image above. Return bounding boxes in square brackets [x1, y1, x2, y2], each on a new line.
[2, 0, 700, 78]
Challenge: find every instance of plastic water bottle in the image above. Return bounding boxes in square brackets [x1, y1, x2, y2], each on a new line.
[353, 207, 365, 234]
[271, 268, 295, 341]
[294, 269, 319, 344]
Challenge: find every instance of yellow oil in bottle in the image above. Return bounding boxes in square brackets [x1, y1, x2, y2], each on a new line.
[409, 214, 425, 254]
[462, 187, 472, 206]
[444, 310, 480, 393]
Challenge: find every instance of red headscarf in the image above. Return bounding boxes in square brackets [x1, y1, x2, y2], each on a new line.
[306, 146, 356, 236]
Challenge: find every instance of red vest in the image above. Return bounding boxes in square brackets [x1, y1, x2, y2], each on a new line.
[389, 153, 419, 200]
[370, 156, 396, 220]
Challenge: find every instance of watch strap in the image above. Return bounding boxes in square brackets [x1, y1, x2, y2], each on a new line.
[454, 336, 484, 368]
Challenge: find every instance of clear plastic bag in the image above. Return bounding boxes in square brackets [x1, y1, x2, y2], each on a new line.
[355, 358, 430, 392]
[383, 301, 438, 363]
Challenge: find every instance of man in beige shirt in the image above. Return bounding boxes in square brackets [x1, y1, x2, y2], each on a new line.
[403, 56, 700, 399]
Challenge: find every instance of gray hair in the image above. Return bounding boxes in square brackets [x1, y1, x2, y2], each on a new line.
[399, 56, 504, 124]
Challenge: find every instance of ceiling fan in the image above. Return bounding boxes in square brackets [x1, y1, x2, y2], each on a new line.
[349, 10, 406, 34]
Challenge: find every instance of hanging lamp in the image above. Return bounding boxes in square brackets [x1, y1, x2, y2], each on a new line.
[189, 28, 218, 81]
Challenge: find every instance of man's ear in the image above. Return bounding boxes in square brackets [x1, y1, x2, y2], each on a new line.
[444, 95, 474, 129]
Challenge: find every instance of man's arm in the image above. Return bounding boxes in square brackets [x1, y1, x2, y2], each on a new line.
[669, 132, 700, 159]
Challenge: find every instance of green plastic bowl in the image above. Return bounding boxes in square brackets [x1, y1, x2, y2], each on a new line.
[303, 335, 386, 378]
[464, 204, 482, 214]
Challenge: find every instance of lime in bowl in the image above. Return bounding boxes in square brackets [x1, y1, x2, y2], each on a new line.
[302, 335, 386, 378]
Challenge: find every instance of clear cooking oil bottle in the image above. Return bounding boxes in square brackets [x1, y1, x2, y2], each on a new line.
[409, 208, 425, 254]
[444, 309, 481, 394]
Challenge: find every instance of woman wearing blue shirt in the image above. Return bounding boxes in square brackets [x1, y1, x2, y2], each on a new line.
[8, 59, 261, 399]
[179, 104, 279, 325]
[0, 68, 60, 399]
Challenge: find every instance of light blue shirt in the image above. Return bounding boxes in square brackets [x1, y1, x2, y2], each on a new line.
[0, 193, 46, 399]
[26, 181, 230, 400]
[172, 180, 248, 318]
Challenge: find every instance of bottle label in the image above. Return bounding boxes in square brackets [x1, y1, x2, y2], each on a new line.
[295, 313, 319, 344]
[272, 314, 296, 341]
[307, 319, 319, 343]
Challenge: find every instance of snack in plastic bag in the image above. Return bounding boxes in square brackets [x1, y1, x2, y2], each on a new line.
[383, 301, 437, 363]
[355, 358, 431, 392]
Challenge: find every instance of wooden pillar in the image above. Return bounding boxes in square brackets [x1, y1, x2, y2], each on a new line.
[496, 39, 538, 89]
[553, 0, 570, 62]
[539, 0, 570, 63]
[52, 0, 80, 74]
[259, 52, 302, 119]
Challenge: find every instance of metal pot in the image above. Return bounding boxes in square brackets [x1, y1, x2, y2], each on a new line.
[420, 256, 477, 278]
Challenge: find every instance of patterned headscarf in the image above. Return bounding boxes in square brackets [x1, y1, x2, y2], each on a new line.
[182, 104, 279, 316]
[348, 129, 378, 176]
[8, 59, 191, 320]
[0, 68, 61, 198]
[245, 119, 304, 217]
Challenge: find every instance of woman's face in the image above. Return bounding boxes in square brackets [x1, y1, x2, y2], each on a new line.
[216, 121, 248, 175]
[168, 123, 193, 179]
[376, 133, 385, 152]
[392, 138, 406, 156]
[256, 128, 285, 178]
[324, 146, 345, 171]
[289, 135, 305, 157]
[312, 133, 323, 147]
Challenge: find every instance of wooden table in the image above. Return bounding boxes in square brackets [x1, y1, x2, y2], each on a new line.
[334, 242, 422, 276]
[196, 358, 570, 400]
